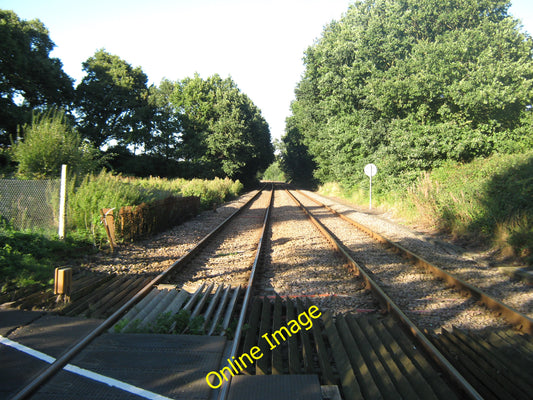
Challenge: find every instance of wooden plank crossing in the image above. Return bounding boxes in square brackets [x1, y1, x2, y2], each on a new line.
[241, 296, 460, 400]
[431, 327, 533, 400]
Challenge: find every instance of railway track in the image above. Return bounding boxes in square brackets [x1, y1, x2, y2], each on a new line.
[278, 186, 532, 399]
[9, 185, 274, 399]
[291, 188, 532, 334]
[4, 184, 532, 400]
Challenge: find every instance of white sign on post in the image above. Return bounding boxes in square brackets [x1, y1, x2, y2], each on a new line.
[364, 163, 377, 210]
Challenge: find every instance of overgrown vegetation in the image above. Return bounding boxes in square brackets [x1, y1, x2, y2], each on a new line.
[261, 160, 286, 182]
[67, 171, 243, 246]
[283, 0, 532, 265]
[129, 176, 243, 209]
[283, 0, 533, 188]
[0, 172, 243, 291]
[319, 152, 533, 264]
[0, 222, 91, 295]
[114, 309, 206, 335]
[13, 109, 104, 179]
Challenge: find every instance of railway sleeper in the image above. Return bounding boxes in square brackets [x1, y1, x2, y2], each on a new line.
[430, 328, 533, 400]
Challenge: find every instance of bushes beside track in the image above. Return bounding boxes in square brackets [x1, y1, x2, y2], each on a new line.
[0, 173, 244, 294]
[318, 152, 533, 265]
[68, 172, 243, 245]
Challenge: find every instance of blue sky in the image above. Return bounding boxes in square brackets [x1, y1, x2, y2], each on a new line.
[1, 0, 532, 141]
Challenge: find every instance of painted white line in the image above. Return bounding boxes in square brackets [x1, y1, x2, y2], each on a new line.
[0, 335, 174, 400]
[0, 335, 55, 364]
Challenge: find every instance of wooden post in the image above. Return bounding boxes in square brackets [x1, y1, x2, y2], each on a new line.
[101, 208, 116, 251]
[54, 267, 72, 302]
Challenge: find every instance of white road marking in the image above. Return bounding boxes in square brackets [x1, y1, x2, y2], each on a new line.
[0, 335, 174, 400]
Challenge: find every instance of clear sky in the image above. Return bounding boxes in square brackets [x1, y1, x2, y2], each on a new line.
[1, 0, 532, 141]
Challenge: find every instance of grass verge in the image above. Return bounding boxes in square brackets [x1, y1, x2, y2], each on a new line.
[318, 152, 533, 265]
[0, 224, 92, 295]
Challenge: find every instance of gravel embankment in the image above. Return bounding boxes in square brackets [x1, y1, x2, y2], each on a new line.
[78, 186, 531, 333]
[303, 190, 533, 320]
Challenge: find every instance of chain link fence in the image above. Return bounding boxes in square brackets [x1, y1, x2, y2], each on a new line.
[0, 179, 60, 236]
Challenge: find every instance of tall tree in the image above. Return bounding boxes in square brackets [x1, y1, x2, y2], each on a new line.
[75, 49, 154, 149]
[13, 109, 102, 178]
[171, 74, 274, 184]
[0, 10, 74, 144]
[147, 79, 182, 160]
[290, 0, 533, 187]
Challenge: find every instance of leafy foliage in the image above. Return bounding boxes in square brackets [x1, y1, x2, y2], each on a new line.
[13, 109, 103, 178]
[67, 171, 153, 244]
[280, 117, 317, 187]
[288, 0, 533, 188]
[75, 49, 154, 149]
[323, 152, 533, 264]
[3, 11, 274, 183]
[170, 74, 274, 185]
[408, 152, 533, 263]
[0, 10, 74, 144]
[262, 161, 286, 182]
[0, 223, 91, 293]
[67, 172, 243, 244]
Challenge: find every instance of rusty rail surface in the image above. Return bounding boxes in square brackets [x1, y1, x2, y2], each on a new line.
[296, 189, 533, 336]
[285, 188, 483, 400]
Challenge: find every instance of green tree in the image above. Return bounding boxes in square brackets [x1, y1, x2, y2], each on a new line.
[262, 160, 286, 182]
[147, 79, 182, 160]
[75, 49, 154, 149]
[280, 116, 317, 187]
[13, 109, 102, 178]
[290, 0, 533, 188]
[0, 10, 74, 144]
[171, 74, 273, 184]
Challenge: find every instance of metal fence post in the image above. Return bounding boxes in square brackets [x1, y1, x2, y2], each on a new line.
[58, 164, 67, 239]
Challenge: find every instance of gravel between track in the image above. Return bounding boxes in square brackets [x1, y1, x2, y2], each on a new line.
[302, 190, 533, 320]
[163, 189, 272, 289]
[257, 189, 377, 315]
[296, 190, 532, 332]
[78, 186, 531, 333]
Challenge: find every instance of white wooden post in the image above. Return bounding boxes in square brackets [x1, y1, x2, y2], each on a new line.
[58, 164, 67, 239]
[364, 163, 378, 211]
[369, 173, 373, 210]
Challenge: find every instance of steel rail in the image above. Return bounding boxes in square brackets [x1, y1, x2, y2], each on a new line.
[217, 184, 274, 400]
[285, 188, 484, 400]
[12, 187, 267, 400]
[296, 189, 533, 335]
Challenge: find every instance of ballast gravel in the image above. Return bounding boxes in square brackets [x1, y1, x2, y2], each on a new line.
[82, 190, 260, 276]
[296, 190, 532, 332]
[164, 189, 272, 289]
[257, 189, 378, 315]
[78, 186, 531, 333]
